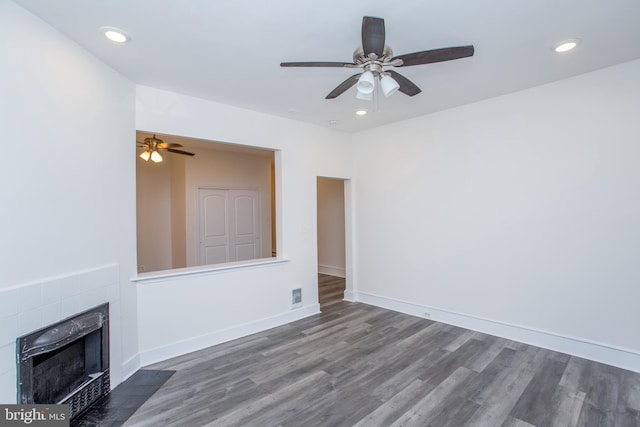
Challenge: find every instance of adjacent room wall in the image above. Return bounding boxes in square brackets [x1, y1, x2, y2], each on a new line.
[351, 59, 640, 371]
[0, 1, 137, 401]
[170, 156, 187, 268]
[136, 155, 174, 272]
[134, 86, 352, 365]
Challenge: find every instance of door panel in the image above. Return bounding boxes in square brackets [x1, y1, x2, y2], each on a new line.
[234, 195, 257, 235]
[229, 190, 261, 261]
[205, 246, 228, 265]
[235, 243, 257, 261]
[199, 189, 229, 264]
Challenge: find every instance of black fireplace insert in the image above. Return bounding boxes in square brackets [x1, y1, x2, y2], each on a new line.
[16, 303, 110, 420]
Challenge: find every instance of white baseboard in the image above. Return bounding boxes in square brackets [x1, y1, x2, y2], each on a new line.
[343, 290, 356, 302]
[352, 291, 640, 373]
[318, 264, 346, 278]
[138, 304, 320, 367]
[120, 353, 141, 384]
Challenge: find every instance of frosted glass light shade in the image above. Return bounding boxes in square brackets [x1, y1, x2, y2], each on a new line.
[356, 89, 373, 100]
[357, 71, 375, 94]
[150, 150, 163, 163]
[139, 150, 151, 161]
[380, 75, 400, 97]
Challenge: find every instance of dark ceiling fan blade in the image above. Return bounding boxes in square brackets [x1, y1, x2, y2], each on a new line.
[165, 148, 195, 156]
[156, 142, 184, 149]
[392, 45, 474, 67]
[325, 74, 361, 99]
[280, 62, 355, 67]
[362, 16, 385, 58]
[387, 70, 421, 96]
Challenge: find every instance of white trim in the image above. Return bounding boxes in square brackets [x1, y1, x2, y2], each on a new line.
[352, 291, 640, 373]
[343, 290, 357, 302]
[138, 304, 320, 367]
[120, 354, 141, 383]
[318, 264, 346, 278]
[132, 257, 289, 283]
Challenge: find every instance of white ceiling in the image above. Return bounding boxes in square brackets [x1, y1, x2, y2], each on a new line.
[15, 0, 640, 133]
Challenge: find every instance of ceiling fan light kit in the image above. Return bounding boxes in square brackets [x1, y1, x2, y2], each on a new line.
[357, 71, 376, 94]
[139, 150, 151, 161]
[280, 16, 474, 101]
[137, 134, 195, 164]
[380, 74, 400, 97]
[356, 89, 373, 101]
[150, 150, 163, 163]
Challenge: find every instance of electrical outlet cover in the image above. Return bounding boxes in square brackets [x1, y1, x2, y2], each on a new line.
[291, 288, 302, 306]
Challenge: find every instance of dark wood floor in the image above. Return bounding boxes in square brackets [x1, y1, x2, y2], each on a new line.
[124, 275, 640, 426]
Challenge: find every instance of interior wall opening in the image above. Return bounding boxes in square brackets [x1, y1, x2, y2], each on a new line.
[136, 131, 276, 274]
[316, 177, 347, 310]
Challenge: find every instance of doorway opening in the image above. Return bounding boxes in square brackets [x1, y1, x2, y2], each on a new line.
[317, 177, 348, 310]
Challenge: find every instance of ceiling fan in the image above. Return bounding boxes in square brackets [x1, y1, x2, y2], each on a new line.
[137, 134, 195, 163]
[280, 16, 474, 100]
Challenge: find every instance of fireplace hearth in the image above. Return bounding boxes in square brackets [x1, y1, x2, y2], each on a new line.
[16, 303, 110, 421]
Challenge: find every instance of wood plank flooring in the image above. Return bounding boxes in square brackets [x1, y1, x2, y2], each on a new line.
[318, 273, 346, 310]
[124, 276, 640, 427]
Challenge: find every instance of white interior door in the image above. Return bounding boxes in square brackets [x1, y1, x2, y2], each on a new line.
[199, 188, 229, 265]
[228, 189, 261, 261]
[198, 188, 261, 264]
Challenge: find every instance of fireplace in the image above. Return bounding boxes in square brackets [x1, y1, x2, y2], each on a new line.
[16, 303, 110, 420]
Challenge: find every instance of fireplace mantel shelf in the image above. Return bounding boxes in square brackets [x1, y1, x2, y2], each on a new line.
[131, 257, 290, 283]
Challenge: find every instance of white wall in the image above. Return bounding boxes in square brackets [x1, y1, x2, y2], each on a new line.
[317, 178, 346, 277]
[136, 155, 174, 272]
[170, 156, 187, 268]
[134, 86, 352, 365]
[351, 59, 640, 371]
[0, 1, 137, 402]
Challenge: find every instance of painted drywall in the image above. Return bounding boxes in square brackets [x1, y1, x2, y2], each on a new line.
[0, 1, 137, 401]
[170, 156, 187, 268]
[317, 178, 346, 277]
[136, 155, 174, 272]
[135, 86, 352, 364]
[351, 59, 640, 370]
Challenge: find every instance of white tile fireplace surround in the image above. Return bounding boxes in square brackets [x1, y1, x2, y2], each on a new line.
[0, 264, 121, 403]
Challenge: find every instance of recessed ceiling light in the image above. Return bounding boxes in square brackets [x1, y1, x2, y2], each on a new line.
[553, 39, 579, 53]
[101, 26, 130, 43]
[355, 110, 367, 116]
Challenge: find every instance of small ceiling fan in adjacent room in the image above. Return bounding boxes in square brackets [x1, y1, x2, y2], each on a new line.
[280, 16, 474, 100]
[136, 134, 195, 163]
